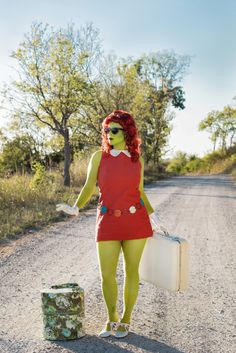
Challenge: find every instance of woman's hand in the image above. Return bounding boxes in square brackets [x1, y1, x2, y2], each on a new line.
[56, 203, 79, 216]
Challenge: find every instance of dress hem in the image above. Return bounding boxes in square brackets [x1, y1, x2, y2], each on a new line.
[96, 233, 153, 242]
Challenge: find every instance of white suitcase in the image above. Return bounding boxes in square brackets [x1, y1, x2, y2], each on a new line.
[139, 226, 189, 292]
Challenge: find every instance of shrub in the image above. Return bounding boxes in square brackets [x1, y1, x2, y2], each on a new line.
[30, 162, 55, 190]
[184, 158, 206, 173]
[166, 151, 188, 174]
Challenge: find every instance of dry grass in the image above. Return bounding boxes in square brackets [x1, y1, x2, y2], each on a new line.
[186, 155, 236, 180]
[0, 157, 98, 240]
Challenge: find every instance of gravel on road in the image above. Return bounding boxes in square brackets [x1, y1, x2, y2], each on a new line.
[0, 174, 235, 353]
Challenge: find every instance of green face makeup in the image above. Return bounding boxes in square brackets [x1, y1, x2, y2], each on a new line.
[107, 122, 126, 149]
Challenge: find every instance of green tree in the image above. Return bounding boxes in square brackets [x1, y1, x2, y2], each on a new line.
[0, 134, 40, 174]
[78, 51, 191, 166]
[133, 50, 191, 164]
[199, 105, 236, 152]
[2, 22, 102, 186]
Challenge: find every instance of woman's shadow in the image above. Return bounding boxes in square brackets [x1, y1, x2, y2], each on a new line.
[55, 332, 185, 353]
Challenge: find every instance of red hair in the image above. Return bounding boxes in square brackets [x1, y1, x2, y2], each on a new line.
[101, 110, 141, 162]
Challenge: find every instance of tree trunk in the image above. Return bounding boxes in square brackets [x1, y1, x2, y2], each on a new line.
[230, 132, 235, 147]
[63, 129, 71, 187]
[213, 140, 216, 151]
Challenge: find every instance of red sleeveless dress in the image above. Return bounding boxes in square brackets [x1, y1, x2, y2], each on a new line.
[95, 150, 153, 242]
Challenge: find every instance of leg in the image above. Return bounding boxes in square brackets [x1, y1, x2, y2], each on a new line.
[97, 240, 122, 330]
[118, 238, 147, 331]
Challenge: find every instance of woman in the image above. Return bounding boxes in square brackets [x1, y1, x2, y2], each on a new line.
[56, 110, 158, 338]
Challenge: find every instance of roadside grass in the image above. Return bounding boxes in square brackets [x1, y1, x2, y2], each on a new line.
[166, 146, 236, 181]
[185, 155, 236, 180]
[0, 168, 98, 241]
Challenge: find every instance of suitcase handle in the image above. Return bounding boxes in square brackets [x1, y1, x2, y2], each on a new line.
[153, 225, 170, 237]
[158, 225, 170, 237]
[151, 212, 170, 237]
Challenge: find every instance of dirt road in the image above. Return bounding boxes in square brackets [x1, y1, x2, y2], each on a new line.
[0, 174, 235, 353]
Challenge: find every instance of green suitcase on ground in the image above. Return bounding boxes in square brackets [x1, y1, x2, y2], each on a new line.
[41, 283, 85, 340]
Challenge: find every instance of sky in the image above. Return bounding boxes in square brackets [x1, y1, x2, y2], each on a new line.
[0, 0, 236, 158]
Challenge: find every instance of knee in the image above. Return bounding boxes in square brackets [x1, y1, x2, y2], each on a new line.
[100, 269, 116, 282]
[124, 264, 139, 278]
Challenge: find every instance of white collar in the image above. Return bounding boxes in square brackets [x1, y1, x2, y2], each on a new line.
[110, 149, 131, 157]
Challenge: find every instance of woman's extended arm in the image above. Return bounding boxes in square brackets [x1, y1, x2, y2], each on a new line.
[73, 150, 102, 209]
[56, 150, 102, 215]
[138, 156, 154, 215]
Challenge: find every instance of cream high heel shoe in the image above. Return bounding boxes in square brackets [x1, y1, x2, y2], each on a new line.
[98, 321, 118, 338]
[114, 322, 130, 338]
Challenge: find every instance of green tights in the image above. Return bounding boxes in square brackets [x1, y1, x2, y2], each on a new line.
[97, 238, 147, 331]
